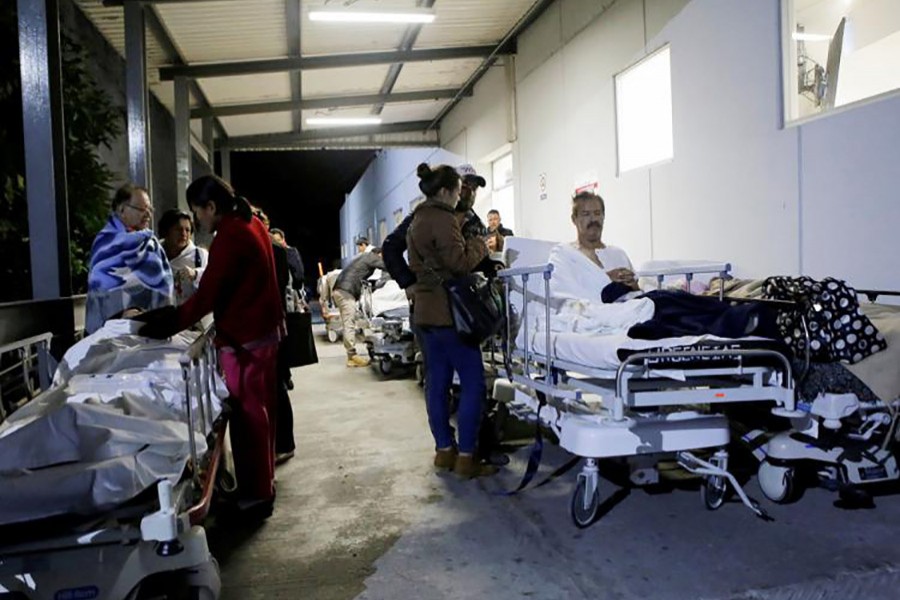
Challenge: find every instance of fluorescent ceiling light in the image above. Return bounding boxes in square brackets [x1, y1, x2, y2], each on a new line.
[308, 8, 436, 24]
[305, 117, 383, 126]
[792, 32, 832, 42]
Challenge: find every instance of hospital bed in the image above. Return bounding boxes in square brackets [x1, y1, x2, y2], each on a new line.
[362, 279, 417, 376]
[0, 321, 226, 599]
[493, 238, 800, 527]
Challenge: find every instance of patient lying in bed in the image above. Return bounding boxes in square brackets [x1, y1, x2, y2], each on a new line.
[0, 322, 225, 526]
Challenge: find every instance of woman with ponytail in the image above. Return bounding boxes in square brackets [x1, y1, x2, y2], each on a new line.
[138, 174, 284, 517]
[406, 163, 495, 479]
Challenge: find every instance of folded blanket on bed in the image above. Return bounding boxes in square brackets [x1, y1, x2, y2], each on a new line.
[85, 216, 174, 334]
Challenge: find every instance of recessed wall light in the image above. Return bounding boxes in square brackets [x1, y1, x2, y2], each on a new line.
[308, 8, 436, 24]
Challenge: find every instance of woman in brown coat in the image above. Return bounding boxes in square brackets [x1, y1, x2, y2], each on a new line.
[406, 163, 494, 478]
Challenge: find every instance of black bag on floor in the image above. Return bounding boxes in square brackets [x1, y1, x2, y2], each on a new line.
[284, 311, 318, 367]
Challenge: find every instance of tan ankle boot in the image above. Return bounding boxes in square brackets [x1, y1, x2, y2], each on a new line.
[454, 454, 498, 479]
[434, 447, 458, 470]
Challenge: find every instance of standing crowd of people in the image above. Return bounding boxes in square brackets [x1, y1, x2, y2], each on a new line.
[83, 162, 515, 520]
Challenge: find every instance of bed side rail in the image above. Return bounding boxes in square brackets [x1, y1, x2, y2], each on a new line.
[636, 262, 732, 299]
[857, 289, 900, 303]
[498, 263, 555, 389]
[0, 332, 53, 424]
[179, 325, 219, 489]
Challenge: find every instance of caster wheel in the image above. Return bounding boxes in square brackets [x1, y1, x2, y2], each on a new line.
[379, 358, 392, 375]
[571, 478, 600, 528]
[701, 474, 728, 510]
[327, 328, 339, 343]
[758, 460, 798, 504]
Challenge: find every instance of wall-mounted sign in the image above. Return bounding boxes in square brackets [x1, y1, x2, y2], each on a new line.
[538, 172, 548, 202]
[574, 170, 599, 196]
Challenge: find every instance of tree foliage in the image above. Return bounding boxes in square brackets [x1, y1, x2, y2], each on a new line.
[0, 6, 121, 301]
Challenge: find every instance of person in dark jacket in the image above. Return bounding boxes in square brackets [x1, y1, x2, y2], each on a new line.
[486, 209, 514, 252]
[407, 163, 494, 479]
[333, 247, 384, 367]
[382, 163, 491, 289]
[270, 228, 304, 290]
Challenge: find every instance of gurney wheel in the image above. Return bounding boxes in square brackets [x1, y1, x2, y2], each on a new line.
[758, 460, 798, 504]
[379, 357, 392, 375]
[187, 558, 221, 600]
[571, 478, 600, 528]
[327, 328, 339, 343]
[701, 475, 728, 510]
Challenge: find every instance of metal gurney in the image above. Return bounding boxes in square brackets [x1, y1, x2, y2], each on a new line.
[0, 321, 227, 599]
[362, 279, 417, 376]
[493, 238, 800, 528]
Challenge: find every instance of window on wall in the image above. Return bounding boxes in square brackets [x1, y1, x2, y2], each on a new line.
[378, 219, 387, 244]
[786, 0, 900, 122]
[614, 45, 674, 173]
[491, 154, 515, 231]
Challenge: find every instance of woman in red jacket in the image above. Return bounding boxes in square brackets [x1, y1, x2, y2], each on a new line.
[140, 175, 284, 517]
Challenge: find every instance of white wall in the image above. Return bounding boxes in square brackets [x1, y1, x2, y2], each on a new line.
[340, 147, 461, 265]
[439, 0, 900, 290]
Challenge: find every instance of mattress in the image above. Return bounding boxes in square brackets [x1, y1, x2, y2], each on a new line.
[518, 327, 784, 373]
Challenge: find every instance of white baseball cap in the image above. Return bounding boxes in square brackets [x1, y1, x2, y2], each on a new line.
[456, 164, 486, 188]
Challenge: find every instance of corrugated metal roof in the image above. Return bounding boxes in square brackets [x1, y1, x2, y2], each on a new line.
[155, 0, 289, 63]
[197, 73, 293, 105]
[219, 112, 295, 137]
[72, 0, 545, 144]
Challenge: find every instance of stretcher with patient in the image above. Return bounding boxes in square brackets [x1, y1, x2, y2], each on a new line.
[0, 321, 226, 599]
[493, 237, 802, 527]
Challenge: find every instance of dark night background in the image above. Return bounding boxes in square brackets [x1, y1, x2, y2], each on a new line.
[227, 150, 376, 287]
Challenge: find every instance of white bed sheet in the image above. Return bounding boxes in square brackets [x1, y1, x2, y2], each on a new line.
[0, 321, 226, 526]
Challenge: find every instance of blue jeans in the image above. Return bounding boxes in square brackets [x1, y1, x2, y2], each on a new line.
[421, 327, 485, 454]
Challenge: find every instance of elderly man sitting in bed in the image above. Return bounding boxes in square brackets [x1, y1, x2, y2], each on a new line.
[549, 191, 765, 340]
[550, 191, 639, 301]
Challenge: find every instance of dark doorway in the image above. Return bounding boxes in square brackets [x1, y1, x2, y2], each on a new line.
[229, 150, 375, 288]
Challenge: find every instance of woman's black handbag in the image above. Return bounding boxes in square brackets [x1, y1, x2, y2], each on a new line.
[444, 273, 505, 346]
[283, 311, 319, 367]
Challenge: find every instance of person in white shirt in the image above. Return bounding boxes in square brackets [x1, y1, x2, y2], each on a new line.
[549, 191, 638, 301]
[158, 209, 209, 305]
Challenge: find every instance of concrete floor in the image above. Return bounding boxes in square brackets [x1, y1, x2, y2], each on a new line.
[207, 327, 900, 600]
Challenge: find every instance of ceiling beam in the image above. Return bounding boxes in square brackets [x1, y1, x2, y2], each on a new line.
[190, 88, 466, 118]
[221, 120, 434, 148]
[371, 0, 436, 116]
[227, 138, 438, 151]
[159, 45, 497, 81]
[104, 0, 244, 5]
[286, 0, 302, 132]
[143, 5, 228, 141]
[429, 0, 554, 130]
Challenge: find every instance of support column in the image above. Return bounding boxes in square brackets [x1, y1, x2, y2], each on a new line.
[202, 116, 214, 168]
[220, 148, 232, 184]
[174, 75, 191, 211]
[125, 1, 150, 190]
[18, 0, 71, 300]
